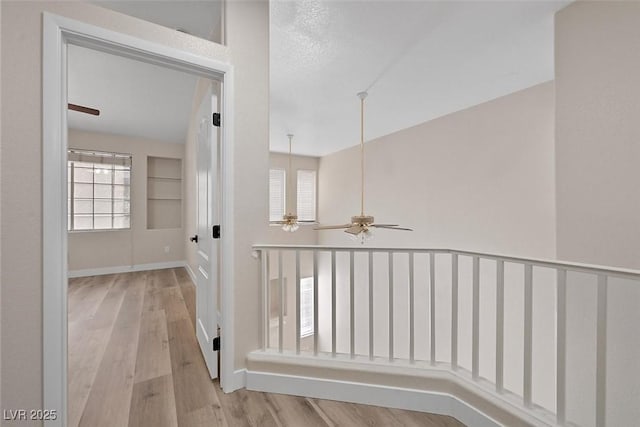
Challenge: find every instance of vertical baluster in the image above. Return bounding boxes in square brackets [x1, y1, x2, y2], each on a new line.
[557, 268, 567, 425]
[596, 274, 608, 427]
[278, 250, 284, 353]
[409, 252, 415, 363]
[266, 251, 271, 349]
[389, 251, 394, 362]
[350, 251, 355, 359]
[331, 250, 337, 357]
[261, 250, 268, 351]
[369, 251, 374, 360]
[430, 252, 436, 366]
[295, 250, 301, 355]
[523, 263, 533, 407]
[451, 253, 459, 370]
[496, 259, 505, 393]
[313, 250, 319, 355]
[472, 256, 480, 380]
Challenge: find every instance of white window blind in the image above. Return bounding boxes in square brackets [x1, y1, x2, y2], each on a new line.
[67, 149, 132, 231]
[269, 169, 286, 222]
[297, 170, 317, 222]
[300, 277, 314, 337]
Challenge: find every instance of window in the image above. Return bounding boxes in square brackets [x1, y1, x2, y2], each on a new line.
[68, 149, 132, 231]
[300, 277, 314, 337]
[269, 169, 286, 222]
[297, 170, 317, 222]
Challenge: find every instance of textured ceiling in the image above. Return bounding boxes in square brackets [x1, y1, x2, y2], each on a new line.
[270, 0, 571, 156]
[68, 44, 198, 144]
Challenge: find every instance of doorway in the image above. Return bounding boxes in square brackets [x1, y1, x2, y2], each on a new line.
[43, 13, 235, 427]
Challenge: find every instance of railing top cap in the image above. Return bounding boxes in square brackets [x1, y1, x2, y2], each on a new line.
[251, 244, 640, 279]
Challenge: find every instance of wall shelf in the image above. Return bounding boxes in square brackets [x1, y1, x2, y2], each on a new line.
[147, 156, 182, 229]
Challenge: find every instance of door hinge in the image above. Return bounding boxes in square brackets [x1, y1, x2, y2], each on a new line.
[212, 113, 221, 127]
[212, 225, 220, 239]
[212, 336, 220, 351]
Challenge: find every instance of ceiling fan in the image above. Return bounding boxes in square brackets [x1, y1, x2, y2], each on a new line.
[271, 133, 299, 232]
[68, 103, 100, 116]
[315, 91, 412, 242]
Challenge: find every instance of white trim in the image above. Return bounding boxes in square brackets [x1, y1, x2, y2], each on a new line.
[184, 263, 198, 285]
[228, 369, 247, 391]
[68, 261, 187, 278]
[246, 371, 500, 427]
[42, 13, 236, 426]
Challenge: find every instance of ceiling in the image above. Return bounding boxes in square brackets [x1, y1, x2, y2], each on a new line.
[270, 0, 571, 156]
[67, 44, 198, 144]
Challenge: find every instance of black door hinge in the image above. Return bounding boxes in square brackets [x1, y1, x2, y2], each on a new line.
[213, 336, 220, 351]
[212, 113, 221, 127]
[212, 225, 220, 239]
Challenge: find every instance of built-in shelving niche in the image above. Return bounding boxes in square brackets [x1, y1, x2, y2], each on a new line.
[147, 156, 182, 229]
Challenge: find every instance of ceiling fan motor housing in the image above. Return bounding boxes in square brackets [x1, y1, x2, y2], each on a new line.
[352, 215, 374, 226]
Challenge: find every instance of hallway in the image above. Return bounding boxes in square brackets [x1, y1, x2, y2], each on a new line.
[68, 268, 465, 427]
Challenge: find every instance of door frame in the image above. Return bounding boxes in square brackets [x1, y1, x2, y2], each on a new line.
[42, 13, 235, 427]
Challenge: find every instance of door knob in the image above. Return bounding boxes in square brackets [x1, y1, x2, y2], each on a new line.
[190, 235, 198, 243]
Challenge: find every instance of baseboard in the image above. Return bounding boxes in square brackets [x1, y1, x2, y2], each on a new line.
[246, 370, 501, 427]
[184, 263, 197, 285]
[223, 369, 247, 393]
[68, 260, 187, 278]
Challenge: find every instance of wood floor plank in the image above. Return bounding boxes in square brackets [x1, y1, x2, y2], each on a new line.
[161, 286, 191, 323]
[149, 268, 177, 290]
[213, 387, 280, 427]
[128, 374, 179, 427]
[78, 274, 146, 427]
[181, 403, 228, 427]
[388, 407, 466, 427]
[264, 393, 329, 427]
[134, 308, 172, 384]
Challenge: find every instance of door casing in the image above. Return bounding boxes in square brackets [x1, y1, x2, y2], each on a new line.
[42, 13, 236, 427]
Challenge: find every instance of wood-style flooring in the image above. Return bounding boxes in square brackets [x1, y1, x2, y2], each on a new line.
[68, 268, 465, 427]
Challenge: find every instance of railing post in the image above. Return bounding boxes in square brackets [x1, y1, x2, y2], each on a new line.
[265, 250, 270, 350]
[260, 250, 267, 350]
[369, 251, 374, 360]
[350, 251, 355, 359]
[451, 253, 458, 371]
[496, 259, 505, 394]
[596, 274, 608, 427]
[472, 256, 480, 380]
[295, 250, 301, 355]
[430, 252, 436, 366]
[389, 251, 394, 362]
[557, 268, 567, 425]
[313, 250, 319, 356]
[278, 250, 284, 353]
[409, 252, 415, 363]
[331, 250, 337, 357]
[523, 263, 533, 408]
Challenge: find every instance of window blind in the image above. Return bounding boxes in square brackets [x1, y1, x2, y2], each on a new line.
[297, 170, 317, 222]
[269, 169, 286, 222]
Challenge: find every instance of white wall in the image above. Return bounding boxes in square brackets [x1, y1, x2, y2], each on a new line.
[555, 3, 640, 425]
[316, 82, 557, 411]
[68, 130, 185, 272]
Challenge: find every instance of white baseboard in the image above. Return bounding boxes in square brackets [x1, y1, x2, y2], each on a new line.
[246, 371, 501, 427]
[223, 369, 247, 393]
[68, 260, 187, 278]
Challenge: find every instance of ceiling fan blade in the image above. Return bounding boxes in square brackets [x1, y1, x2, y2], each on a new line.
[314, 224, 352, 230]
[371, 225, 413, 231]
[369, 224, 399, 227]
[344, 226, 362, 235]
[68, 103, 100, 116]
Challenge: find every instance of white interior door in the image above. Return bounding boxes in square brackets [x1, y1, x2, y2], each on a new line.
[195, 86, 219, 379]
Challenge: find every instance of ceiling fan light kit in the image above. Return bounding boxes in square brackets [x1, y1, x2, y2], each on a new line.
[273, 133, 300, 232]
[315, 91, 412, 243]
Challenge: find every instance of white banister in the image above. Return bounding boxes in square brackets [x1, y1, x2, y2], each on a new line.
[369, 251, 374, 360]
[451, 253, 459, 371]
[295, 250, 301, 355]
[523, 263, 533, 408]
[557, 268, 567, 425]
[278, 250, 284, 353]
[596, 274, 608, 427]
[409, 252, 415, 363]
[388, 251, 394, 362]
[331, 250, 337, 357]
[430, 252, 436, 365]
[496, 259, 505, 394]
[253, 244, 640, 427]
[472, 256, 480, 380]
[350, 250, 355, 359]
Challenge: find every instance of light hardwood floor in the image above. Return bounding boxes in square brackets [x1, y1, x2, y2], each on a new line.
[68, 268, 465, 427]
